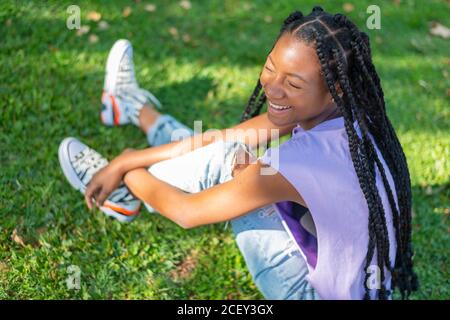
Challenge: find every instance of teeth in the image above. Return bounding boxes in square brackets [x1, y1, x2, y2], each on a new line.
[270, 102, 291, 110]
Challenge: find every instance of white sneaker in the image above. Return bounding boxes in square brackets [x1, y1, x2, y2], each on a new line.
[58, 137, 141, 222]
[101, 39, 162, 127]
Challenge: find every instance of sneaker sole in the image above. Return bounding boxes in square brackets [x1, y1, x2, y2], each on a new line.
[105, 39, 132, 94]
[58, 137, 137, 223]
[58, 137, 90, 193]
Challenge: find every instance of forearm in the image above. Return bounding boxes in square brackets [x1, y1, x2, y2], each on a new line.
[112, 112, 294, 173]
[111, 131, 224, 173]
[123, 168, 190, 228]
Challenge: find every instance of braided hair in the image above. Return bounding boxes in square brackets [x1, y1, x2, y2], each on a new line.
[240, 6, 419, 300]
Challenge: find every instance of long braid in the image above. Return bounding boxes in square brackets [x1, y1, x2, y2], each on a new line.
[332, 45, 393, 272]
[315, 33, 377, 299]
[239, 7, 419, 299]
[337, 14, 418, 296]
[333, 48, 391, 299]
[240, 80, 263, 122]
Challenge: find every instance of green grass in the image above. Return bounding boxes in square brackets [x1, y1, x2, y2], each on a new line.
[0, 0, 448, 299]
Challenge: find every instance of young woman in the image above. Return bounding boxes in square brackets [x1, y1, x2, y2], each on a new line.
[58, 6, 418, 300]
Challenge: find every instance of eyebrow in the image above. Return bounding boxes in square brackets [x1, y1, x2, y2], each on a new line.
[268, 55, 308, 83]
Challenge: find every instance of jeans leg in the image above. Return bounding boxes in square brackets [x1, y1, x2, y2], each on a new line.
[144, 139, 241, 213]
[230, 205, 319, 300]
[146, 114, 194, 147]
[143, 116, 318, 299]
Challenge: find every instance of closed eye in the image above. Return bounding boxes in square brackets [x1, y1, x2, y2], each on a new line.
[264, 66, 274, 72]
[288, 82, 302, 89]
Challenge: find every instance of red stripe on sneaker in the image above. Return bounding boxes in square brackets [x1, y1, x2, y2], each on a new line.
[110, 95, 120, 126]
[103, 202, 141, 216]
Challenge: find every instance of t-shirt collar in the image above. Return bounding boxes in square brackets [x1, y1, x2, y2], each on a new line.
[292, 116, 345, 135]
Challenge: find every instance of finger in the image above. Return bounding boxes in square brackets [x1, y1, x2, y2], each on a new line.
[96, 190, 110, 207]
[84, 184, 98, 210]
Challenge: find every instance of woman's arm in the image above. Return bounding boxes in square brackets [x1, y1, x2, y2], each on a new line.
[123, 160, 306, 229]
[112, 112, 296, 173]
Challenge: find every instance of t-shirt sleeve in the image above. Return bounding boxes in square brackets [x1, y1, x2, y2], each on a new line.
[257, 140, 295, 178]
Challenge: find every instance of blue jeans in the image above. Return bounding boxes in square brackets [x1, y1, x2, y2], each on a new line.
[145, 114, 319, 300]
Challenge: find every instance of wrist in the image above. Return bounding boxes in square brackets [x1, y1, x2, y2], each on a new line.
[110, 153, 130, 174]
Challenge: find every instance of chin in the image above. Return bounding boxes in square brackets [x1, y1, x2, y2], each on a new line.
[267, 112, 291, 127]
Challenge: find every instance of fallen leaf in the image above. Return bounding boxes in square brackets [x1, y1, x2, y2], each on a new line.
[375, 36, 383, 44]
[168, 27, 179, 38]
[0, 261, 9, 273]
[264, 15, 273, 23]
[122, 6, 132, 17]
[5, 19, 12, 26]
[36, 227, 47, 235]
[169, 249, 199, 282]
[179, 0, 192, 10]
[98, 20, 109, 30]
[87, 11, 102, 22]
[76, 25, 90, 36]
[447, 88, 450, 97]
[429, 21, 450, 39]
[11, 228, 26, 247]
[48, 45, 58, 53]
[182, 33, 191, 42]
[145, 3, 157, 12]
[89, 34, 99, 43]
[392, 0, 401, 6]
[343, 3, 354, 13]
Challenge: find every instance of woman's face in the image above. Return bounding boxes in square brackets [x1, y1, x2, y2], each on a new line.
[260, 32, 339, 129]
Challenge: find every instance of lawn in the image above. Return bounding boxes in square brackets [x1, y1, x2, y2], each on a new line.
[0, 0, 448, 299]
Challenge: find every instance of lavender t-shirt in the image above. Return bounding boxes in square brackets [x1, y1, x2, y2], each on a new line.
[258, 116, 398, 300]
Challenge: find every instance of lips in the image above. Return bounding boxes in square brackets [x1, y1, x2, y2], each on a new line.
[268, 101, 292, 114]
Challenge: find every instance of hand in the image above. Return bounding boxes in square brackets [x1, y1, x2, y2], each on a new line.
[83, 148, 136, 210]
[231, 145, 257, 177]
[84, 161, 125, 210]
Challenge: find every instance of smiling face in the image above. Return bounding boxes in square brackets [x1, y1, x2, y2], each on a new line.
[260, 32, 341, 130]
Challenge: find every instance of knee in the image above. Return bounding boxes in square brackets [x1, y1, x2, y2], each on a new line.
[123, 168, 146, 187]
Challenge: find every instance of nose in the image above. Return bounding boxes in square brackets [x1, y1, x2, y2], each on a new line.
[264, 83, 285, 101]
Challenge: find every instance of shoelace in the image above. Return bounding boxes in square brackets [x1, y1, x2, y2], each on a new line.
[73, 148, 108, 186]
[73, 148, 137, 204]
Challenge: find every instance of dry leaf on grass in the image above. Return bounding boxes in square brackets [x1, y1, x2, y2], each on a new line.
[343, 3, 354, 13]
[11, 228, 26, 247]
[76, 25, 90, 36]
[0, 261, 9, 273]
[98, 21, 109, 30]
[179, 0, 192, 10]
[36, 227, 47, 235]
[429, 21, 450, 39]
[87, 11, 102, 22]
[182, 33, 191, 43]
[89, 34, 99, 44]
[123, 6, 132, 18]
[168, 27, 179, 38]
[169, 250, 199, 282]
[145, 3, 157, 12]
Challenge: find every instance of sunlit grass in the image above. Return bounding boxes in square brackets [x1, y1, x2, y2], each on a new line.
[0, 0, 448, 299]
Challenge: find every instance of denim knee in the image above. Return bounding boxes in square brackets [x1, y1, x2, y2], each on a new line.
[230, 206, 317, 300]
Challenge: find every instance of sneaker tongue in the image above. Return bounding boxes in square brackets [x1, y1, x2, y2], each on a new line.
[73, 148, 108, 185]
